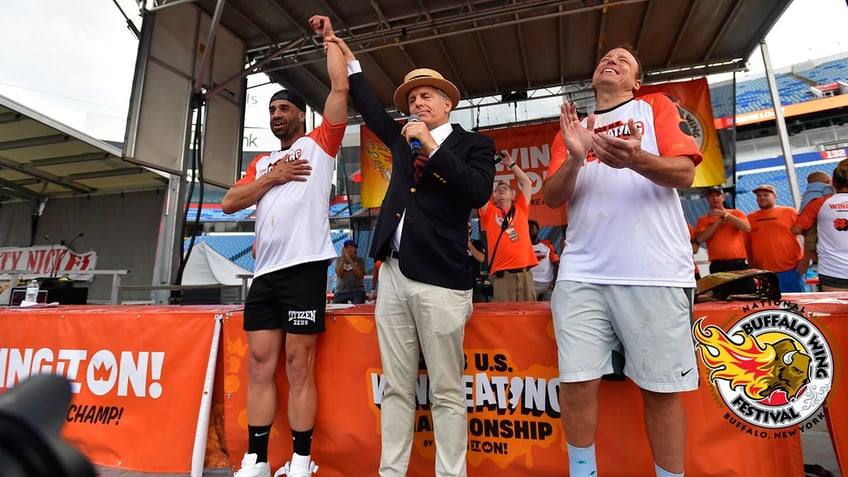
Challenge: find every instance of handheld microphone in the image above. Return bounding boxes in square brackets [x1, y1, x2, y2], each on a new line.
[407, 114, 422, 155]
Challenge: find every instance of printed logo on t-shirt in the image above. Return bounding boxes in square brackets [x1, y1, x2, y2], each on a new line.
[257, 148, 304, 177]
[585, 120, 645, 163]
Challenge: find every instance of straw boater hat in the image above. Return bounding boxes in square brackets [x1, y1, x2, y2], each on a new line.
[393, 68, 461, 115]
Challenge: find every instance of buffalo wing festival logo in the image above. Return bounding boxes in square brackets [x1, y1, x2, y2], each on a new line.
[693, 307, 833, 431]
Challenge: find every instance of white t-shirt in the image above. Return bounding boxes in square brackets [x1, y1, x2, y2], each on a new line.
[548, 95, 702, 287]
[531, 241, 556, 283]
[233, 118, 346, 278]
[816, 192, 848, 279]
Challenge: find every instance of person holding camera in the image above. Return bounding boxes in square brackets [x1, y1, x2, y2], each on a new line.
[478, 151, 538, 302]
[332, 239, 367, 304]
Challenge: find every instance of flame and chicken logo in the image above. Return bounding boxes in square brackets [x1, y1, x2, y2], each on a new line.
[693, 310, 833, 429]
[365, 139, 393, 183]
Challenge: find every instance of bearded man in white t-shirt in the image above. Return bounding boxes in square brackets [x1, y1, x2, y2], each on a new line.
[221, 17, 348, 477]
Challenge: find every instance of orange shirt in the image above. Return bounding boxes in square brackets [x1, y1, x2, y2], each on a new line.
[695, 209, 748, 261]
[747, 206, 803, 272]
[479, 192, 538, 274]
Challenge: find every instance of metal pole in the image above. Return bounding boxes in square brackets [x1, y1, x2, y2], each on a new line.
[760, 40, 802, 209]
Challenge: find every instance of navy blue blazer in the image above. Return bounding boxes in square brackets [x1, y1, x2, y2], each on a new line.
[349, 72, 496, 290]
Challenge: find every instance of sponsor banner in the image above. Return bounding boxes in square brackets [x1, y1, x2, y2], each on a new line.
[638, 78, 726, 187]
[222, 300, 836, 476]
[0, 245, 97, 278]
[3, 298, 840, 475]
[693, 298, 847, 476]
[715, 94, 848, 129]
[480, 122, 568, 227]
[0, 305, 221, 473]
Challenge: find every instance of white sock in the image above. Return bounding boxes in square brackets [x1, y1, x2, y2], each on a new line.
[291, 452, 311, 469]
[656, 463, 683, 477]
[567, 442, 597, 477]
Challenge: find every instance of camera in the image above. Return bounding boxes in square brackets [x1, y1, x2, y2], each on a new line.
[474, 274, 494, 302]
[0, 374, 95, 477]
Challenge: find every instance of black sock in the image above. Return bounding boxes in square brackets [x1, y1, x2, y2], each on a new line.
[291, 428, 314, 456]
[248, 424, 272, 463]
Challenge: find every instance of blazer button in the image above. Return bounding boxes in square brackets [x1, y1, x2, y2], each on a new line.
[410, 187, 416, 193]
[395, 213, 401, 218]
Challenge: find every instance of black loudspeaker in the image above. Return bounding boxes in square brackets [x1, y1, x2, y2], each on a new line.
[45, 288, 88, 305]
[180, 287, 240, 305]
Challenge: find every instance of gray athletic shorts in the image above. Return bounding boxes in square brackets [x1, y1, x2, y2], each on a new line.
[551, 280, 698, 393]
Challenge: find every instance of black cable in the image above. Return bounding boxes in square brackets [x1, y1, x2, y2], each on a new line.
[175, 93, 206, 290]
[487, 205, 514, 274]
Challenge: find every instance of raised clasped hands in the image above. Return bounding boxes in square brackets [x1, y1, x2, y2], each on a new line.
[309, 15, 335, 41]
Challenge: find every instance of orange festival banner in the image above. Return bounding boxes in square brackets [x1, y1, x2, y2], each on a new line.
[0, 305, 222, 474]
[2, 296, 843, 475]
[638, 77, 726, 187]
[219, 298, 845, 476]
[480, 122, 568, 227]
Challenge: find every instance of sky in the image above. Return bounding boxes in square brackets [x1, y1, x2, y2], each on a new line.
[1, 0, 847, 143]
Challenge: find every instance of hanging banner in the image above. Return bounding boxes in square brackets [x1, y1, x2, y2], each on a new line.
[0, 305, 221, 473]
[0, 245, 97, 278]
[359, 126, 394, 209]
[638, 78, 726, 187]
[480, 122, 568, 227]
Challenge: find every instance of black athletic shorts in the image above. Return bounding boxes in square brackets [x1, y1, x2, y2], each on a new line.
[243, 260, 329, 333]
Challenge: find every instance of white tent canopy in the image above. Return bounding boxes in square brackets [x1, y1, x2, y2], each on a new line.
[182, 241, 250, 286]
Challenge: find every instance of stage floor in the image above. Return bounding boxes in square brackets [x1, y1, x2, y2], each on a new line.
[94, 421, 841, 477]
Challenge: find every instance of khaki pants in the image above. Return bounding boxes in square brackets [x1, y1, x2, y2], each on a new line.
[374, 256, 472, 477]
[491, 269, 536, 302]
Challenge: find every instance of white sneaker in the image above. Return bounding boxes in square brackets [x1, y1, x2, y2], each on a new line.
[273, 460, 319, 477]
[234, 453, 271, 477]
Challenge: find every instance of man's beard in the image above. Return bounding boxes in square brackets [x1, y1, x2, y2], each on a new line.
[273, 121, 301, 141]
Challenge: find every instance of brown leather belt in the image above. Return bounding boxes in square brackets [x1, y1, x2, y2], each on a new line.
[493, 267, 529, 278]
